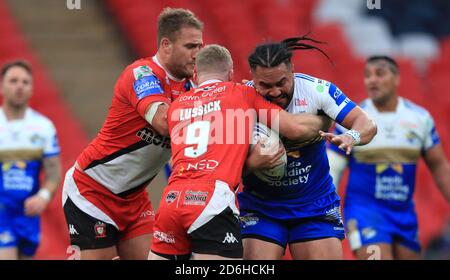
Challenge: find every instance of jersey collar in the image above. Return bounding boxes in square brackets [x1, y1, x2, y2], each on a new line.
[152, 55, 185, 83]
[199, 79, 223, 87]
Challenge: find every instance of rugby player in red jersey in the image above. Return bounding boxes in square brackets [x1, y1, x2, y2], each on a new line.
[149, 44, 329, 260]
[62, 8, 203, 260]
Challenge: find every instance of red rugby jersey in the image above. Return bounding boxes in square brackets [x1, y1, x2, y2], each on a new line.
[167, 80, 280, 190]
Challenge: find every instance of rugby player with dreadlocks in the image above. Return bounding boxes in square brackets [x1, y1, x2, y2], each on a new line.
[239, 36, 377, 260]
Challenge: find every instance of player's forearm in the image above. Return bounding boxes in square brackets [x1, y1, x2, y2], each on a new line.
[42, 156, 62, 196]
[146, 103, 170, 136]
[283, 114, 327, 141]
[431, 161, 450, 202]
[349, 114, 377, 145]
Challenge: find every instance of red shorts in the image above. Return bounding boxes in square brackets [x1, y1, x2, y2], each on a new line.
[151, 180, 242, 259]
[62, 167, 154, 249]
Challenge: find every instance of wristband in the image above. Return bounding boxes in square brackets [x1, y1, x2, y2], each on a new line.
[38, 188, 52, 202]
[344, 129, 361, 145]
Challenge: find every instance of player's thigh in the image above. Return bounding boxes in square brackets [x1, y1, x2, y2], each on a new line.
[0, 247, 18, 260]
[189, 182, 242, 259]
[393, 243, 421, 260]
[14, 215, 40, 258]
[192, 253, 241, 260]
[289, 237, 342, 260]
[63, 197, 120, 259]
[287, 210, 345, 260]
[240, 211, 288, 260]
[243, 238, 284, 260]
[148, 251, 171, 260]
[80, 246, 118, 260]
[117, 233, 152, 260]
[354, 243, 393, 260]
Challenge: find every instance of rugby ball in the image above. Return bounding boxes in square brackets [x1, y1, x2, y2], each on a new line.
[250, 122, 287, 183]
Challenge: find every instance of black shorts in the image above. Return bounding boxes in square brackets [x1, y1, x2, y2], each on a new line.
[190, 206, 243, 258]
[63, 197, 118, 250]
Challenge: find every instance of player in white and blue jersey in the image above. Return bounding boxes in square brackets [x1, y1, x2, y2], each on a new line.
[239, 36, 377, 259]
[0, 61, 61, 259]
[328, 56, 450, 259]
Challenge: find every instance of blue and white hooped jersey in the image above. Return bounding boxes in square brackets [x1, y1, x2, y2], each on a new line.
[243, 73, 357, 203]
[330, 97, 440, 208]
[0, 108, 60, 212]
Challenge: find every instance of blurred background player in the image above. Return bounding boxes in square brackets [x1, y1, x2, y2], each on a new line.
[240, 36, 377, 260]
[150, 44, 329, 260]
[62, 7, 203, 260]
[327, 56, 450, 260]
[0, 60, 61, 260]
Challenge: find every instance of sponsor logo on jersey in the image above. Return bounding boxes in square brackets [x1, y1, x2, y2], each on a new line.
[266, 161, 311, 187]
[239, 213, 259, 228]
[94, 221, 107, 239]
[68, 224, 79, 235]
[179, 95, 200, 102]
[2, 164, 34, 192]
[153, 231, 175, 244]
[133, 75, 164, 100]
[139, 210, 155, 219]
[30, 134, 45, 147]
[328, 83, 347, 106]
[186, 159, 219, 172]
[136, 127, 170, 149]
[375, 174, 409, 201]
[133, 65, 153, 80]
[295, 98, 308, 107]
[324, 206, 343, 223]
[362, 227, 377, 240]
[183, 191, 208, 206]
[165, 191, 180, 204]
[222, 232, 238, 244]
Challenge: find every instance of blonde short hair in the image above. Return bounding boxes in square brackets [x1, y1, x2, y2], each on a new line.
[157, 7, 203, 45]
[196, 44, 233, 75]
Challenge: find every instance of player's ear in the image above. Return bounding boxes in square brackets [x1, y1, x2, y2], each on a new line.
[394, 73, 400, 87]
[160, 37, 173, 54]
[228, 69, 234, 81]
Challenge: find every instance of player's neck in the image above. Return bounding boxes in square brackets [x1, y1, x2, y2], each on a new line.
[2, 103, 27, 121]
[373, 95, 398, 112]
[198, 75, 227, 86]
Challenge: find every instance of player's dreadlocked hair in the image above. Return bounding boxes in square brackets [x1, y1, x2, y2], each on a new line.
[248, 34, 332, 70]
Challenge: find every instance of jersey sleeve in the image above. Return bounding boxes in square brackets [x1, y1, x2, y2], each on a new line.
[315, 81, 357, 124]
[423, 113, 441, 151]
[43, 120, 61, 158]
[123, 65, 171, 118]
[242, 85, 281, 127]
